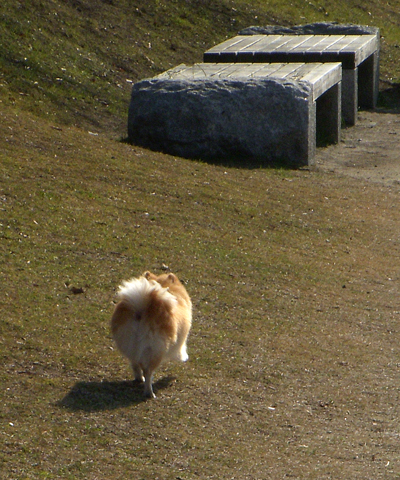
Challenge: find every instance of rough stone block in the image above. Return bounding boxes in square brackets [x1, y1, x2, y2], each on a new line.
[128, 62, 341, 166]
[128, 76, 314, 165]
[238, 21, 379, 37]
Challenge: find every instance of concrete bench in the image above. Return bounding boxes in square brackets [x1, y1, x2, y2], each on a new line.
[204, 33, 379, 125]
[128, 62, 341, 166]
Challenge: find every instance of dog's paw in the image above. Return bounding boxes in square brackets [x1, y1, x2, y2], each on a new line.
[179, 346, 189, 362]
[144, 390, 156, 399]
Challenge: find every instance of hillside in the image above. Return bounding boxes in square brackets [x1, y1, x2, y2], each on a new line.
[1, 0, 400, 135]
[1, 1, 400, 479]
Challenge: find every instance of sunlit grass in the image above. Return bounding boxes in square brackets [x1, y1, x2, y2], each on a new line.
[2, 100, 400, 476]
[1, 0, 400, 477]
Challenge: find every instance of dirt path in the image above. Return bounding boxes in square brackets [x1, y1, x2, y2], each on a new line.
[315, 110, 400, 187]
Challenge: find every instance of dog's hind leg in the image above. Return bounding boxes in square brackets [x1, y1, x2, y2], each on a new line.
[143, 368, 156, 398]
[141, 350, 163, 399]
[131, 363, 144, 383]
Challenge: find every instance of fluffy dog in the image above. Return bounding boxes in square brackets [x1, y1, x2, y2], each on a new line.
[111, 271, 192, 398]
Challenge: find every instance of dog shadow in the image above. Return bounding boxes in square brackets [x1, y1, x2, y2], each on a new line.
[57, 376, 176, 411]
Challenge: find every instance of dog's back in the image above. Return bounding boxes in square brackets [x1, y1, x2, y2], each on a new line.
[143, 271, 192, 361]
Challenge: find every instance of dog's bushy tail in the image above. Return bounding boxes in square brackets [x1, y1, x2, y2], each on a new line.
[113, 276, 178, 341]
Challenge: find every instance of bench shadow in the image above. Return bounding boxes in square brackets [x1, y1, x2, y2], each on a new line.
[119, 137, 299, 170]
[56, 376, 176, 411]
[377, 83, 400, 113]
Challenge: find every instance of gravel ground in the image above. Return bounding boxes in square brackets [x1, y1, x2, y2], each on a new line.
[315, 109, 400, 187]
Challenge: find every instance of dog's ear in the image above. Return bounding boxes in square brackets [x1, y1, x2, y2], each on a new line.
[143, 271, 152, 279]
[167, 273, 176, 283]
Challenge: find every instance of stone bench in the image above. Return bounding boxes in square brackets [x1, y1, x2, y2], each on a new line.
[128, 62, 341, 166]
[204, 32, 379, 125]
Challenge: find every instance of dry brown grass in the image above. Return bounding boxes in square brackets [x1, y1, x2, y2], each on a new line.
[2, 0, 400, 478]
[2, 104, 400, 478]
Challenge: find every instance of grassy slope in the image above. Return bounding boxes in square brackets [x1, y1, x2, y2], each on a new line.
[1, 0, 400, 133]
[1, 0, 400, 479]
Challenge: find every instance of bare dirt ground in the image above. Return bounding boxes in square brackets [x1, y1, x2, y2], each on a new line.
[315, 110, 400, 187]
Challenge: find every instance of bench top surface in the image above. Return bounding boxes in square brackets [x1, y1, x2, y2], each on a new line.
[204, 34, 378, 67]
[156, 62, 342, 100]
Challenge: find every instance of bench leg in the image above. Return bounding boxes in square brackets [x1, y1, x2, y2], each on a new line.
[316, 81, 342, 146]
[305, 100, 317, 166]
[358, 50, 379, 109]
[342, 68, 358, 125]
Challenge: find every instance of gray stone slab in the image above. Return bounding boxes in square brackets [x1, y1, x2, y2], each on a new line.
[239, 22, 379, 37]
[127, 63, 341, 166]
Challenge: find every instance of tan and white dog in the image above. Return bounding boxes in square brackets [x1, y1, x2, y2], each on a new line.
[111, 271, 192, 398]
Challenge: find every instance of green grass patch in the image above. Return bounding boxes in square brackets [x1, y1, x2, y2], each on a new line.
[1, 0, 400, 134]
